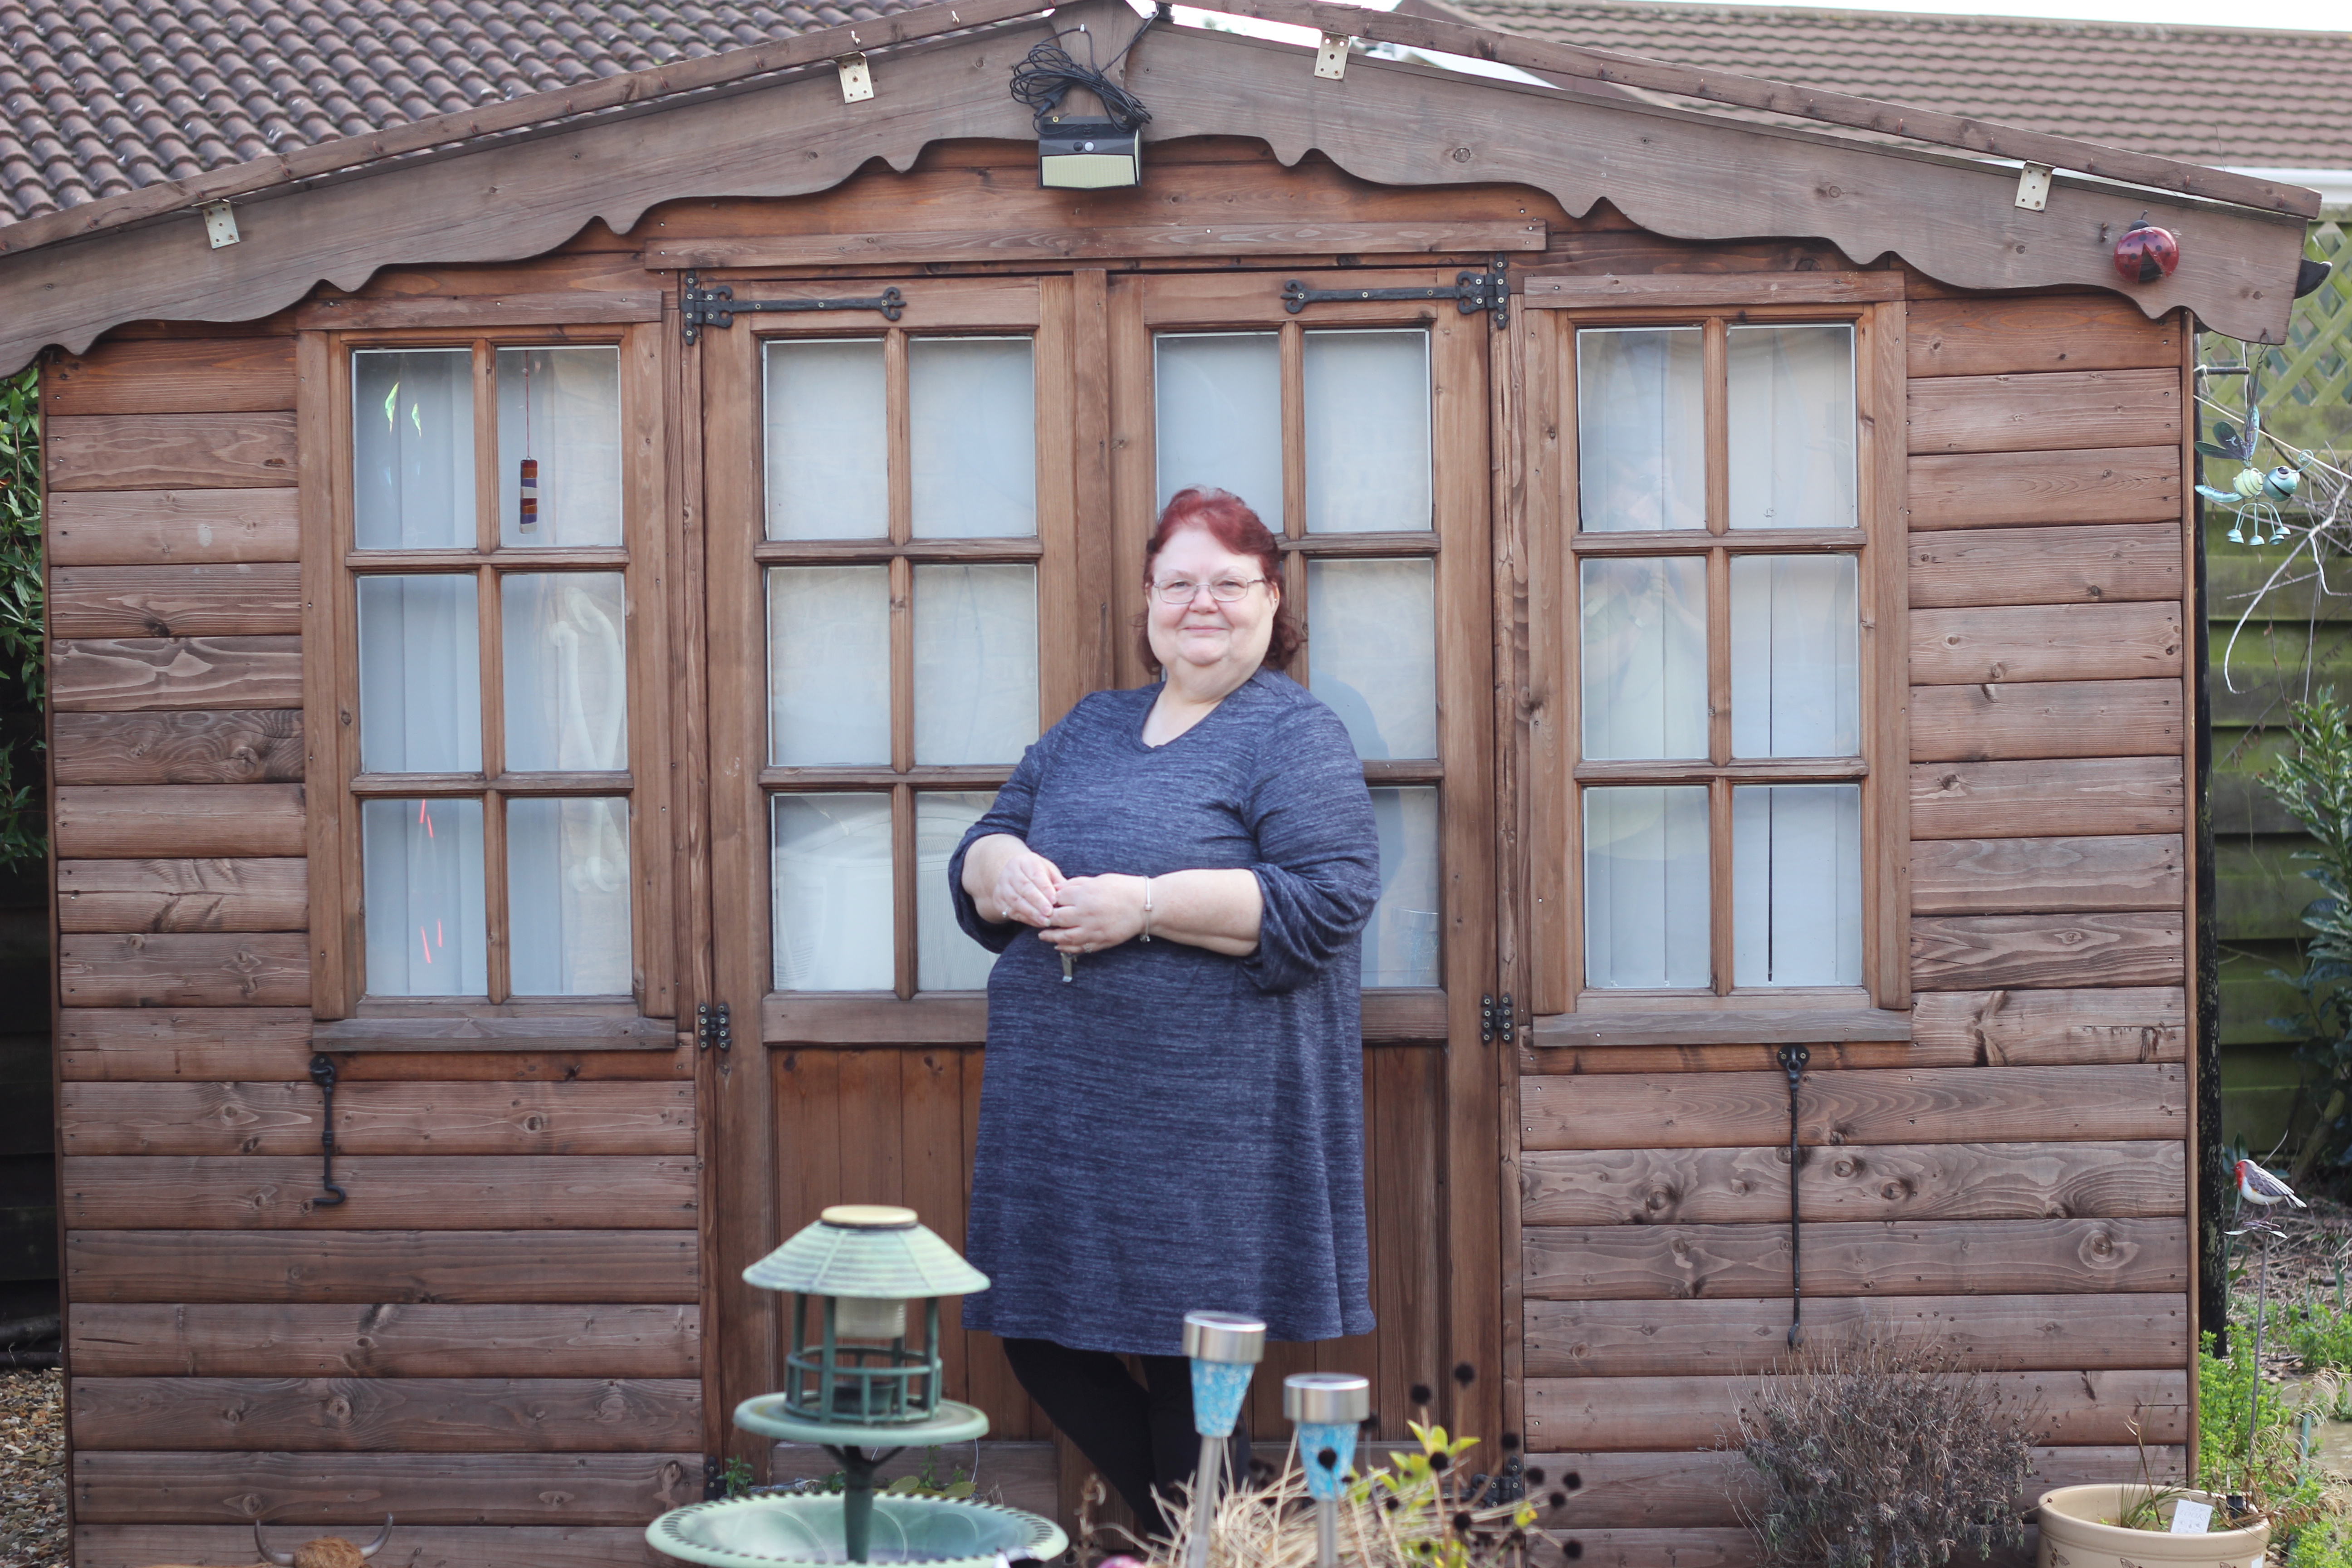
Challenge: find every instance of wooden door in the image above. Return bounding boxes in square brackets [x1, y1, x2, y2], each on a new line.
[702, 262, 1504, 1486]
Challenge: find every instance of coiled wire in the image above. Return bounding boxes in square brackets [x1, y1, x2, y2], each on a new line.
[1009, 5, 1162, 131]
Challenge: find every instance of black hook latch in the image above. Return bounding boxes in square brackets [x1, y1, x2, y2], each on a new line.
[309, 1052, 348, 1208]
[1776, 1043, 1810, 1348]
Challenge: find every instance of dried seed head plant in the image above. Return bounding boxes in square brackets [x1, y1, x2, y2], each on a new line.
[1731, 1334, 2039, 1568]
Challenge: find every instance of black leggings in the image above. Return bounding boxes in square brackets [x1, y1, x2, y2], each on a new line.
[1000, 1337, 1248, 1531]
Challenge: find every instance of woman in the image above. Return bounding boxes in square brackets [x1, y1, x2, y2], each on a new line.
[948, 486, 1382, 1528]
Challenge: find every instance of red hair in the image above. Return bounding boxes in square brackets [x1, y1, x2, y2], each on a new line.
[1136, 487, 1303, 673]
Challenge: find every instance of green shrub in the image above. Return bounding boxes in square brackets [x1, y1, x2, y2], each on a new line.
[2198, 1329, 2326, 1515]
[0, 367, 39, 872]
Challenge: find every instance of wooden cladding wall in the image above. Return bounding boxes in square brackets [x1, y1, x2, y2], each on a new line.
[44, 330, 701, 1568]
[1519, 290, 2193, 1553]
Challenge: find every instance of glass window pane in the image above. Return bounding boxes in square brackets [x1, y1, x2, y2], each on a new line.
[1156, 333, 1282, 523]
[1577, 328, 1704, 534]
[1580, 558, 1706, 760]
[1304, 329, 1431, 534]
[768, 566, 891, 768]
[353, 349, 474, 550]
[1728, 325, 1856, 531]
[914, 564, 1039, 767]
[1730, 554, 1859, 759]
[496, 347, 622, 548]
[358, 575, 481, 773]
[503, 573, 627, 773]
[1733, 784, 1862, 986]
[363, 797, 486, 996]
[1364, 786, 1440, 989]
[765, 339, 887, 541]
[1584, 786, 1710, 989]
[917, 792, 998, 991]
[509, 796, 632, 995]
[911, 338, 1036, 539]
[772, 794, 894, 991]
[1306, 558, 1436, 760]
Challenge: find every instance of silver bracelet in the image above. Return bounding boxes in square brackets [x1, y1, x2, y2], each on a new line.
[1141, 876, 1153, 942]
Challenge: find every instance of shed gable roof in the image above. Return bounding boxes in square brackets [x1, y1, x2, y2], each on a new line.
[1434, 0, 2352, 173]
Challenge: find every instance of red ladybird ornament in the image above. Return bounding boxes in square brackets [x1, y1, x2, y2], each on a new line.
[2113, 218, 2179, 285]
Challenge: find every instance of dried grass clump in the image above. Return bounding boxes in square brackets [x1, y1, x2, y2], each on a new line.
[1733, 1336, 2038, 1568]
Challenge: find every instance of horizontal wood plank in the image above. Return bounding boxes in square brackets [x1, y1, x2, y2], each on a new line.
[312, 1015, 676, 1052]
[65, 1230, 701, 1303]
[61, 1155, 700, 1230]
[654, 220, 1548, 268]
[1521, 1063, 2184, 1150]
[295, 291, 664, 329]
[1909, 603, 2181, 685]
[47, 412, 299, 491]
[1910, 835, 2184, 914]
[1910, 757, 2183, 839]
[71, 1376, 701, 1452]
[58, 932, 311, 1007]
[1523, 1291, 2188, 1377]
[1527, 1008, 1911, 1049]
[1909, 680, 2181, 762]
[53, 784, 305, 858]
[59, 1007, 314, 1081]
[1909, 522, 2182, 608]
[1905, 296, 2181, 379]
[53, 636, 304, 711]
[1528, 1367, 2184, 1450]
[60, 1080, 696, 1156]
[75, 1525, 660, 1568]
[53, 710, 305, 785]
[1909, 447, 2180, 529]
[1520, 1139, 2183, 1225]
[1908, 988, 2185, 1066]
[44, 335, 297, 416]
[1519, 1445, 2172, 1529]
[1525, 270, 1901, 306]
[1905, 370, 2179, 456]
[1911, 912, 2185, 990]
[72, 1450, 700, 1524]
[68, 1303, 700, 1378]
[58, 858, 307, 932]
[51, 564, 304, 637]
[47, 488, 300, 565]
[1522, 1217, 2185, 1299]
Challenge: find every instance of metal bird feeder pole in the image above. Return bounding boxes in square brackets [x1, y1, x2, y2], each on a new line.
[1183, 1311, 1266, 1568]
[1285, 1372, 1370, 1568]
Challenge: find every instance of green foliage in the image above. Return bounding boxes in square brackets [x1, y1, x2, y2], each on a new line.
[0, 367, 40, 872]
[2290, 1509, 2352, 1568]
[2263, 693, 2352, 1178]
[2196, 1328, 2326, 1515]
[720, 1455, 755, 1499]
[2285, 1297, 2352, 1417]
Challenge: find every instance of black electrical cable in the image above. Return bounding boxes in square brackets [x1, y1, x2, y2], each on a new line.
[1009, 3, 1164, 132]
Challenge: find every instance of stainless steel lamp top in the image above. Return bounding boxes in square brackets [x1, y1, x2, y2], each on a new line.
[1181, 1311, 1267, 1364]
[1283, 1372, 1370, 1425]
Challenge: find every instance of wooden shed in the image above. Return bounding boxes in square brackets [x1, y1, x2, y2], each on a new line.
[0, 0, 2321, 1557]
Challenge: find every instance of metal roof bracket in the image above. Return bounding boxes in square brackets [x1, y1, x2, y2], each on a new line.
[199, 199, 239, 247]
[1315, 33, 1349, 80]
[837, 52, 874, 103]
[2014, 162, 2053, 212]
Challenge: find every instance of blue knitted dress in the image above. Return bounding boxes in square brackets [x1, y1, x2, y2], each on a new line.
[948, 669, 1382, 1354]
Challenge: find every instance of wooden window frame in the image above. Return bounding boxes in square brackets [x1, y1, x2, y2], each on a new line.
[303, 323, 676, 1021]
[1524, 294, 1909, 1037]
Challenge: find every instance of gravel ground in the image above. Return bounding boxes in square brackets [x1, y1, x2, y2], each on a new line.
[0, 1369, 63, 1568]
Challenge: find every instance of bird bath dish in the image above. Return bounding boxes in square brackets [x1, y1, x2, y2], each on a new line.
[646, 1205, 1068, 1568]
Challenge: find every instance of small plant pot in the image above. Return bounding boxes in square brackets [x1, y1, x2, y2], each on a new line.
[2036, 1485, 2270, 1568]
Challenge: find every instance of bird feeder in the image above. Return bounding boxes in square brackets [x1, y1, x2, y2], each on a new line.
[647, 1205, 1066, 1568]
[1285, 1372, 1370, 1568]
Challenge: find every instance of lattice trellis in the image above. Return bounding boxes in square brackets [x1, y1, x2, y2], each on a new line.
[2201, 220, 2352, 457]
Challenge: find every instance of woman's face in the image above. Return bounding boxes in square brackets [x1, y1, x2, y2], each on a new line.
[1145, 525, 1279, 677]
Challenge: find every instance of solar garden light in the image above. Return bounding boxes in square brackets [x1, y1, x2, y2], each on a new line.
[1181, 1310, 1266, 1568]
[1284, 1372, 1370, 1568]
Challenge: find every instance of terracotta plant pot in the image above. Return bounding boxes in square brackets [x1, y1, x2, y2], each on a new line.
[2037, 1485, 2271, 1568]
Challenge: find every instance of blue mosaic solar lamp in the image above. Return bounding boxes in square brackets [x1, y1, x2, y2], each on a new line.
[1285, 1372, 1371, 1568]
[1181, 1310, 1266, 1568]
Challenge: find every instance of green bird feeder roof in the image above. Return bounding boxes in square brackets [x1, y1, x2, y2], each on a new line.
[743, 1205, 991, 1298]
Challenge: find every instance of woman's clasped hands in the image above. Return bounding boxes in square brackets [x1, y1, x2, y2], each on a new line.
[976, 838, 1146, 957]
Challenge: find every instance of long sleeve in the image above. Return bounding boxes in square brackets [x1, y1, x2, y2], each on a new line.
[947, 709, 1064, 953]
[1239, 699, 1382, 994]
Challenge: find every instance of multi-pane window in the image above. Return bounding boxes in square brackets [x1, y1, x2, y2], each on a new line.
[1155, 326, 1441, 988]
[1574, 320, 1866, 995]
[763, 329, 1044, 996]
[348, 342, 634, 1000]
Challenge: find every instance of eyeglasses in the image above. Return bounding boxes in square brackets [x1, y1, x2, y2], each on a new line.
[1152, 576, 1270, 605]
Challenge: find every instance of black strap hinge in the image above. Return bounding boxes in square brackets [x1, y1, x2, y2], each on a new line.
[696, 1000, 732, 1053]
[681, 270, 906, 343]
[1282, 254, 1509, 327]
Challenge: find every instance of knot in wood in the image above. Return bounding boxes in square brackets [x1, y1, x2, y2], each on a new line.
[1832, 1158, 1857, 1179]
[1878, 1180, 1909, 1202]
[1643, 1186, 1676, 1211]
[1450, 146, 1473, 163]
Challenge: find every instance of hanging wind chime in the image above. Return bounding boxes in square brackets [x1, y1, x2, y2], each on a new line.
[518, 355, 539, 534]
